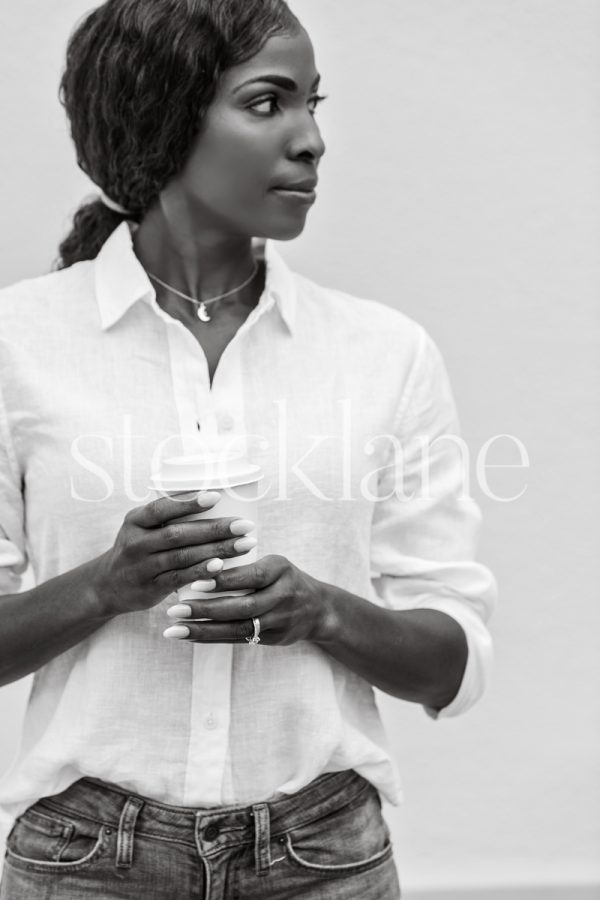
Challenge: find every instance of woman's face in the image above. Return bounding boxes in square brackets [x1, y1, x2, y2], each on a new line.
[165, 26, 326, 241]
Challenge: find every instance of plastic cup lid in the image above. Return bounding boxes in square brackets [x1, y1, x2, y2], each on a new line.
[149, 451, 263, 492]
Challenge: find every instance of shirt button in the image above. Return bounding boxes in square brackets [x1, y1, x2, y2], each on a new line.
[204, 823, 220, 841]
[219, 414, 234, 431]
[204, 714, 218, 730]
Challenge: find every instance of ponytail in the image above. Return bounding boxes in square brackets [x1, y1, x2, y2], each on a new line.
[54, 197, 133, 270]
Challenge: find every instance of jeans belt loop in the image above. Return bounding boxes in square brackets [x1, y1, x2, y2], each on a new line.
[251, 802, 272, 876]
[116, 796, 145, 869]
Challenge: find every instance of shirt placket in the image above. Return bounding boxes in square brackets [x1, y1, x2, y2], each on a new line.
[162, 311, 252, 804]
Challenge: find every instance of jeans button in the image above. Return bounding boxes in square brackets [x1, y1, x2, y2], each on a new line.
[204, 823, 220, 841]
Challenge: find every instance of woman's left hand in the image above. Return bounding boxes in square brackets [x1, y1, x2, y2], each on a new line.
[162, 554, 331, 646]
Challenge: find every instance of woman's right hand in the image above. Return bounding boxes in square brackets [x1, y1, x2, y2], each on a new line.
[90, 491, 256, 617]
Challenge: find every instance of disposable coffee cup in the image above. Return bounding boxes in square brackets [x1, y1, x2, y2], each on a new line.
[148, 432, 263, 603]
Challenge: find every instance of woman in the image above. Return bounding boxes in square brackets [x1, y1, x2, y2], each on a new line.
[0, 1, 497, 897]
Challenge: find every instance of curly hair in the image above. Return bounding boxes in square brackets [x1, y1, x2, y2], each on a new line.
[54, 0, 300, 269]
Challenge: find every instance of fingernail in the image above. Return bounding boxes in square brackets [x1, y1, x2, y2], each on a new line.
[206, 558, 224, 572]
[163, 625, 190, 639]
[229, 519, 256, 536]
[190, 579, 217, 592]
[167, 604, 192, 618]
[197, 491, 221, 508]
[233, 535, 257, 552]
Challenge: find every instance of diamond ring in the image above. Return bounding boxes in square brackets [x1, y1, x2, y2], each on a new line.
[245, 616, 261, 645]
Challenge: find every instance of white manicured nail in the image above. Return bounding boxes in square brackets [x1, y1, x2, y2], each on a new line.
[233, 536, 257, 552]
[196, 491, 221, 508]
[190, 579, 217, 592]
[167, 604, 192, 618]
[206, 558, 223, 572]
[163, 625, 190, 639]
[229, 519, 255, 536]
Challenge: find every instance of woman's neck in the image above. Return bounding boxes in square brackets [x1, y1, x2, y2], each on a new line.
[131, 201, 261, 320]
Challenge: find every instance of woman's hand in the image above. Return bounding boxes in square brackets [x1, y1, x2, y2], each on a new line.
[163, 554, 333, 645]
[90, 491, 256, 617]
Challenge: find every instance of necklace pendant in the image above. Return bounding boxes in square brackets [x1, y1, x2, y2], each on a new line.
[197, 302, 211, 323]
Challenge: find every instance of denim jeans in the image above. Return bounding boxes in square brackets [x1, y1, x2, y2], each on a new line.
[0, 768, 401, 899]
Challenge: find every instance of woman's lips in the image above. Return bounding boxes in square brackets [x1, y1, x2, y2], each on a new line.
[270, 187, 317, 204]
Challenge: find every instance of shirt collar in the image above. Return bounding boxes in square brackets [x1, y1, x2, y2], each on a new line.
[94, 220, 296, 335]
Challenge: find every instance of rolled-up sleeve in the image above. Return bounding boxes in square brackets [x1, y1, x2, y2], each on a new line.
[369, 325, 498, 720]
[0, 380, 28, 596]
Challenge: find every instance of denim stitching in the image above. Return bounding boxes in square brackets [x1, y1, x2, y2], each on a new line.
[5, 825, 107, 873]
[251, 803, 271, 877]
[283, 831, 394, 875]
[116, 796, 144, 869]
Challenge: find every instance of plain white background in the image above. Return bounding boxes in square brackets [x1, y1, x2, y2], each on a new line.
[0, 1, 599, 896]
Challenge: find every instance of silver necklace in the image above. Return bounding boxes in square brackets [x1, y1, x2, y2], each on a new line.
[147, 260, 260, 322]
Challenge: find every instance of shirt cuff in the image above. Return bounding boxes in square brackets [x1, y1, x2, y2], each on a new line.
[419, 598, 494, 720]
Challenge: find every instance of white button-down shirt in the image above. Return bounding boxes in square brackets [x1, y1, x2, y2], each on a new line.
[0, 221, 497, 836]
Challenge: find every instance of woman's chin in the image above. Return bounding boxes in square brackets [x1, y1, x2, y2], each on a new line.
[263, 216, 309, 241]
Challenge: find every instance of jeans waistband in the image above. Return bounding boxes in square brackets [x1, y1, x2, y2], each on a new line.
[34, 769, 373, 849]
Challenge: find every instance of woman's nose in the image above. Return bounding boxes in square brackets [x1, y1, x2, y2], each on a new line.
[289, 113, 326, 162]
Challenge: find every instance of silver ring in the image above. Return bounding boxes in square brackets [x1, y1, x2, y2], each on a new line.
[245, 616, 261, 645]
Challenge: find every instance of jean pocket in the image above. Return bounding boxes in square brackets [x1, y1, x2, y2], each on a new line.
[5, 803, 108, 874]
[282, 781, 394, 877]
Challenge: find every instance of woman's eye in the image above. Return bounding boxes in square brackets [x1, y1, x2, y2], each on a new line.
[248, 93, 328, 117]
[249, 96, 279, 115]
